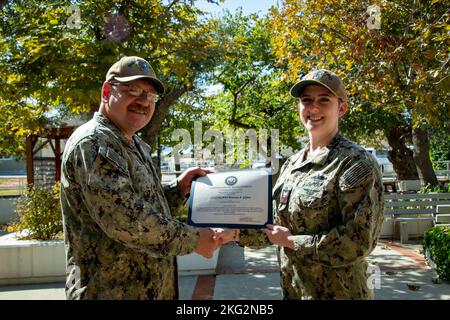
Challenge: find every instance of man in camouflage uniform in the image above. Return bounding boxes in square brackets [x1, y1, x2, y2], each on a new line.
[61, 56, 218, 299]
[227, 70, 384, 299]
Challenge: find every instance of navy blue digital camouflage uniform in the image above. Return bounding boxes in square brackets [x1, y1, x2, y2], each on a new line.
[61, 112, 199, 299]
[239, 133, 384, 299]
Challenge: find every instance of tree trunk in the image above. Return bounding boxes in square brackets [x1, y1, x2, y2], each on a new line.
[140, 86, 187, 175]
[412, 126, 439, 187]
[385, 124, 419, 180]
[140, 86, 187, 148]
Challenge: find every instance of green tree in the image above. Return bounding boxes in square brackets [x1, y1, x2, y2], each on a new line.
[269, 0, 449, 185]
[429, 118, 450, 170]
[0, 0, 222, 157]
[160, 10, 302, 171]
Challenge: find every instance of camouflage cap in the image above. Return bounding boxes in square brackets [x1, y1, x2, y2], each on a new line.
[290, 69, 347, 102]
[106, 56, 165, 94]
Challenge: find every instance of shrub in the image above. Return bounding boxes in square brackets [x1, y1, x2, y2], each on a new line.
[174, 202, 189, 223]
[418, 184, 449, 193]
[423, 226, 450, 281]
[8, 182, 63, 240]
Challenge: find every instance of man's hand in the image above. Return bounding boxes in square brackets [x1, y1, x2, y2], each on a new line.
[195, 228, 220, 259]
[264, 224, 295, 249]
[177, 167, 215, 197]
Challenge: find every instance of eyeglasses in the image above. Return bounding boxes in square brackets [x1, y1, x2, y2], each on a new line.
[109, 82, 159, 103]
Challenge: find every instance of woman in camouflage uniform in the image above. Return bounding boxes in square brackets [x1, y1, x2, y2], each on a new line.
[224, 70, 384, 299]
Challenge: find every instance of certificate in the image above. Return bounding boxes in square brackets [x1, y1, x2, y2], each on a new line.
[188, 169, 272, 228]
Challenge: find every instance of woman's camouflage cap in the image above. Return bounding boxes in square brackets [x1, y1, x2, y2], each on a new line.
[290, 69, 347, 102]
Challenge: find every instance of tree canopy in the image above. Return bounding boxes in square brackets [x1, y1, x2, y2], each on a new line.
[1, 0, 448, 183]
[270, 0, 449, 132]
[0, 0, 222, 156]
[160, 10, 302, 168]
[267, 0, 449, 183]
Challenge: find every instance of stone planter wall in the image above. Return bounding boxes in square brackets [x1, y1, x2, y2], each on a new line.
[397, 180, 422, 192]
[0, 237, 66, 285]
[0, 233, 219, 285]
[177, 250, 219, 276]
[379, 217, 434, 240]
[379, 218, 395, 239]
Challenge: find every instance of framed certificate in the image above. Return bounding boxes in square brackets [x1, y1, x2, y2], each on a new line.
[188, 169, 272, 228]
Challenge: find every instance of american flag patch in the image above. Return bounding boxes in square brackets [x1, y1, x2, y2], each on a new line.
[340, 160, 372, 189]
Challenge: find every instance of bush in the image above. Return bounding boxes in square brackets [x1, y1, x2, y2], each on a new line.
[418, 184, 449, 194]
[8, 182, 63, 240]
[423, 226, 450, 281]
[174, 202, 189, 223]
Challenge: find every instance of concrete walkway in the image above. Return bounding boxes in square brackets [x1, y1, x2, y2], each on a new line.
[1, 240, 449, 300]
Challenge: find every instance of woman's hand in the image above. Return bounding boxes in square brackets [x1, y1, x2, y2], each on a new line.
[213, 228, 240, 245]
[264, 224, 295, 249]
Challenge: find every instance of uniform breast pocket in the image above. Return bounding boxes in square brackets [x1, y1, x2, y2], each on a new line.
[297, 175, 331, 209]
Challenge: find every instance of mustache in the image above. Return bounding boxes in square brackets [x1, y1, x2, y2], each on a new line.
[127, 104, 151, 115]
[128, 103, 150, 109]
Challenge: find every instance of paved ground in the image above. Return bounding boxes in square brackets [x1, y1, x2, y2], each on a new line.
[0, 240, 449, 300]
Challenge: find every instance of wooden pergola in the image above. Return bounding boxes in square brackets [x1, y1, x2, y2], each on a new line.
[25, 127, 75, 187]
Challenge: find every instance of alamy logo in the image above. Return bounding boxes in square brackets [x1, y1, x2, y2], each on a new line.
[367, 5, 381, 30]
[170, 121, 289, 175]
[367, 265, 381, 289]
[225, 176, 238, 186]
[66, 5, 81, 29]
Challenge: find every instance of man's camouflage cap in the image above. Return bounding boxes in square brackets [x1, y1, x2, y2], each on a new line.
[290, 69, 347, 102]
[106, 56, 165, 94]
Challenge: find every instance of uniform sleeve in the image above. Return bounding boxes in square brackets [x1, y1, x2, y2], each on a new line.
[238, 228, 271, 248]
[72, 139, 200, 258]
[163, 179, 186, 211]
[288, 158, 384, 267]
